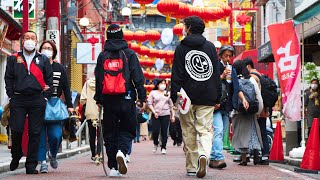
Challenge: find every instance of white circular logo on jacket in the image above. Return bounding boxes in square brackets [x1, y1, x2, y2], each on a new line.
[185, 50, 213, 81]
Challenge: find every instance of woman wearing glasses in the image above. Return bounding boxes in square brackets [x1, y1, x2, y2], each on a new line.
[37, 41, 74, 173]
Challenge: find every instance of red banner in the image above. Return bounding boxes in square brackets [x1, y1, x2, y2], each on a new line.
[268, 20, 301, 121]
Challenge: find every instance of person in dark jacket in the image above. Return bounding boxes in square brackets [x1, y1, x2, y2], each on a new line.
[5, 31, 53, 174]
[37, 40, 74, 173]
[170, 16, 221, 178]
[94, 24, 146, 177]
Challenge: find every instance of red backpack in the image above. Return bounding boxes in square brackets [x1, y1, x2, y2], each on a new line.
[102, 50, 129, 95]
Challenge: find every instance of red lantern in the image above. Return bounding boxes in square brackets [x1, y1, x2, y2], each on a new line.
[173, 23, 184, 40]
[130, 42, 141, 54]
[123, 30, 134, 41]
[135, 0, 154, 11]
[236, 13, 251, 44]
[127, 41, 132, 48]
[148, 72, 156, 79]
[143, 71, 150, 79]
[165, 50, 174, 65]
[172, 2, 189, 24]
[145, 59, 155, 67]
[157, 50, 167, 59]
[219, 3, 232, 18]
[134, 30, 146, 45]
[157, 0, 179, 23]
[211, 7, 224, 21]
[149, 48, 158, 59]
[146, 30, 161, 46]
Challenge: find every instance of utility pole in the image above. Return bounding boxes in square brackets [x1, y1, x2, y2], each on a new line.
[285, 0, 298, 155]
[22, 0, 29, 33]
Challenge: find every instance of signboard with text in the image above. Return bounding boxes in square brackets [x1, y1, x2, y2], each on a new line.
[46, 30, 60, 63]
[13, 0, 35, 19]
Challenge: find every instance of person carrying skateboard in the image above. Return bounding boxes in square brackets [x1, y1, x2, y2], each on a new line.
[5, 31, 53, 174]
[94, 24, 146, 177]
[170, 16, 222, 178]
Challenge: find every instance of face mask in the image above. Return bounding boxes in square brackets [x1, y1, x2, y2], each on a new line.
[23, 40, 36, 51]
[159, 84, 166, 91]
[42, 50, 53, 59]
[183, 27, 189, 37]
[311, 84, 318, 90]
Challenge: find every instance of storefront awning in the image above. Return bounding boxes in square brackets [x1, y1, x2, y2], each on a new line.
[293, 1, 320, 24]
[258, 41, 275, 63]
[0, 8, 22, 40]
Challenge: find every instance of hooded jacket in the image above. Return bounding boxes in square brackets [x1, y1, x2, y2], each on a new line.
[170, 34, 222, 106]
[80, 78, 100, 120]
[94, 39, 146, 104]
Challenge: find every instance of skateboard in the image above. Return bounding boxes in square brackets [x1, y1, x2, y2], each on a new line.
[177, 88, 191, 115]
[96, 107, 108, 176]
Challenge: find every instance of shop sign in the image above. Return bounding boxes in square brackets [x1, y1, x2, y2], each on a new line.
[13, 0, 35, 19]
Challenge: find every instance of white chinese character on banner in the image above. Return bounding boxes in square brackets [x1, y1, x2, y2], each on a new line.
[13, 0, 35, 13]
[277, 41, 299, 73]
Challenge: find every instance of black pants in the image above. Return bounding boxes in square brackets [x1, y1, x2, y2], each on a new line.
[152, 115, 170, 149]
[169, 117, 182, 144]
[102, 96, 136, 169]
[257, 117, 269, 156]
[87, 120, 101, 157]
[9, 94, 46, 171]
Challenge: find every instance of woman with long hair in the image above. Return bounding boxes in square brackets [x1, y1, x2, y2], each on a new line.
[304, 78, 320, 136]
[37, 41, 74, 173]
[147, 79, 175, 154]
[230, 60, 263, 166]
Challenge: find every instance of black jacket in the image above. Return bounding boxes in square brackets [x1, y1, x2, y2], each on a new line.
[51, 62, 73, 108]
[5, 51, 53, 98]
[94, 39, 146, 104]
[170, 34, 221, 106]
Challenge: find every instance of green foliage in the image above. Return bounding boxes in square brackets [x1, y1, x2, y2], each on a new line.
[304, 62, 319, 83]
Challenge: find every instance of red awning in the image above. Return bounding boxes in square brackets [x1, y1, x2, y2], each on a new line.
[233, 49, 274, 79]
[0, 9, 22, 40]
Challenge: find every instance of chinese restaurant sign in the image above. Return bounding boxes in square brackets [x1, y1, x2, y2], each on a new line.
[13, 0, 35, 19]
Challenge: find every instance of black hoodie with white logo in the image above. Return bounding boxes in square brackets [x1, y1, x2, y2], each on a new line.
[94, 39, 146, 104]
[170, 34, 221, 106]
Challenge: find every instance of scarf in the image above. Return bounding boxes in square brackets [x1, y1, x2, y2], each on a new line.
[309, 90, 319, 106]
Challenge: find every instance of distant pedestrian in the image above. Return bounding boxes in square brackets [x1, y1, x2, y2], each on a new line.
[170, 16, 221, 178]
[304, 79, 320, 136]
[94, 24, 146, 177]
[147, 79, 175, 155]
[5, 31, 53, 174]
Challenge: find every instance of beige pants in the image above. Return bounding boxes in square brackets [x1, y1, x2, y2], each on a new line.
[179, 105, 214, 172]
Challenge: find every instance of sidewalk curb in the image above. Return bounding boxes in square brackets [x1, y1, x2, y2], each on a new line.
[0, 145, 90, 174]
[284, 156, 302, 167]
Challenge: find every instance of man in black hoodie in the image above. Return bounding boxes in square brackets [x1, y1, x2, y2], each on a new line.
[170, 16, 221, 178]
[94, 24, 146, 177]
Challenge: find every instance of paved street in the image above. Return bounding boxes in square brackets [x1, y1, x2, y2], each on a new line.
[0, 138, 318, 180]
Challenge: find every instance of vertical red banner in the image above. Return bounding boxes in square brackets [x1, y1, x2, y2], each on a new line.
[268, 20, 301, 121]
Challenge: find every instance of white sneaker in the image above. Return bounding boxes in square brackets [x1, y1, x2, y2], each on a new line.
[153, 145, 158, 153]
[116, 150, 127, 175]
[109, 168, 122, 177]
[161, 148, 166, 154]
[125, 154, 131, 163]
[196, 155, 207, 178]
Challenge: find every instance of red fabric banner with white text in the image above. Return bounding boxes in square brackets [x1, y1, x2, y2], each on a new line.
[268, 20, 301, 121]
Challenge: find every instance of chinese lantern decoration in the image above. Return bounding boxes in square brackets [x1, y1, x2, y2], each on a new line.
[134, 30, 146, 45]
[127, 41, 132, 48]
[219, 3, 232, 18]
[149, 48, 159, 60]
[143, 71, 150, 79]
[157, 50, 167, 59]
[173, 23, 184, 41]
[144, 84, 155, 93]
[146, 30, 161, 46]
[236, 13, 251, 44]
[165, 50, 174, 66]
[123, 30, 134, 41]
[211, 7, 224, 21]
[172, 2, 189, 24]
[130, 42, 141, 54]
[139, 46, 150, 59]
[135, 0, 154, 11]
[157, 0, 179, 23]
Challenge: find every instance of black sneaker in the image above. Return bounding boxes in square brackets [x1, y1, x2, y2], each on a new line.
[259, 159, 269, 165]
[10, 158, 20, 171]
[26, 169, 39, 174]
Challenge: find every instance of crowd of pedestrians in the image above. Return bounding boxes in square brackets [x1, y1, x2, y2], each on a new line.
[3, 15, 309, 179]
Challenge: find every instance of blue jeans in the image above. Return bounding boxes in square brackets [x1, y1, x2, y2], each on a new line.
[38, 123, 62, 161]
[210, 111, 225, 160]
[221, 111, 230, 138]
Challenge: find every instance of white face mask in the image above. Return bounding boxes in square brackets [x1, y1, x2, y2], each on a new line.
[23, 40, 36, 51]
[159, 84, 166, 91]
[42, 49, 53, 59]
[311, 84, 318, 90]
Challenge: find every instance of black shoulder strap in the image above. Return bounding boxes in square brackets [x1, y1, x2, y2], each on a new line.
[250, 72, 261, 78]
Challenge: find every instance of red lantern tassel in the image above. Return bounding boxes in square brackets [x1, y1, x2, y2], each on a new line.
[241, 28, 245, 44]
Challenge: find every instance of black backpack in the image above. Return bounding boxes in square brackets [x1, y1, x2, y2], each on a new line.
[251, 72, 278, 108]
[237, 79, 259, 114]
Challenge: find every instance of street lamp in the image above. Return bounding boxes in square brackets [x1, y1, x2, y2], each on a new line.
[79, 17, 90, 34]
[121, 7, 132, 25]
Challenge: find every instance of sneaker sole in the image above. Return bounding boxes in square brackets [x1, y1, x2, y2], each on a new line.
[116, 156, 127, 175]
[196, 157, 207, 178]
[40, 170, 48, 173]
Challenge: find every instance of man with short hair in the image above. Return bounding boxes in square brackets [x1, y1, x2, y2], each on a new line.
[94, 24, 146, 177]
[244, 58, 270, 165]
[209, 45, 235, 169]
[170, 16, 221, 178]
[5, 31, 53, 174]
